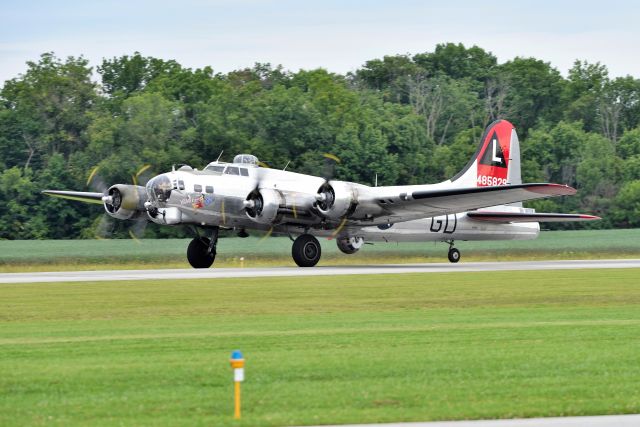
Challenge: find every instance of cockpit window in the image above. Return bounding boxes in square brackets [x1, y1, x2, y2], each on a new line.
[225, 166, 240, 176]
[206, 165, 226, 174]
[146, 175, 172, 203]
[239, 168, 249, 177]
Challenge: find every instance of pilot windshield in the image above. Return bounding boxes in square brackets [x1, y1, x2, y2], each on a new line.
[146, 175, 172, 203]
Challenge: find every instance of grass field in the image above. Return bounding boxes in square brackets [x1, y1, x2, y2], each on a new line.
[1, 228, 640, 272]
[2, 269, 640, 426]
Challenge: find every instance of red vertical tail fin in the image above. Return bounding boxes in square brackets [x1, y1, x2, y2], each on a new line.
[450, 120, 522, 188]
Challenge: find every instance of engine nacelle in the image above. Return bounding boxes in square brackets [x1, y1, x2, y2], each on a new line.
[104, 184, 147, 220]
[336, 236, 364, 254]
[244, 188, 283, 224]
[316, 181, 357, 220]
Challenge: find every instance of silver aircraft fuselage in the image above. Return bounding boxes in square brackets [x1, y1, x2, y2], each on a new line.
[144, 163, 538, 244]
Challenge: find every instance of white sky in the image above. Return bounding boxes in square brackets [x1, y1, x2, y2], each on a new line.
[1, 0, 639, 85]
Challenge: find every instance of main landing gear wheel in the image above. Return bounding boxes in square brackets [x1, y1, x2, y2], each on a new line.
[187, 237, 216, 268]
[448, 247, 461, 263]
[292, 234, 322, 267]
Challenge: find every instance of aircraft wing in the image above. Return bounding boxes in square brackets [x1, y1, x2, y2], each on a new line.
[359, 183, 577, 223]
[42, 190, 104, 205]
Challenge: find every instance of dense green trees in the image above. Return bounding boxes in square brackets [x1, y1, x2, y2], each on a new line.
[0, 44, 638, 239]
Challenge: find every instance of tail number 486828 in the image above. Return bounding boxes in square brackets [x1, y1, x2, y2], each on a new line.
[477, 175, 507, 186]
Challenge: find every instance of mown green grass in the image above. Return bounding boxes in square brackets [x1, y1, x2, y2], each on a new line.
[1, 229, 640, 272]
[1, 269, 640, 426]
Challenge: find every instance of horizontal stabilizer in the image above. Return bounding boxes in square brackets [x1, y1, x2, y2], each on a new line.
[467, 211, 601, 223]
[42, 190, 104, 205]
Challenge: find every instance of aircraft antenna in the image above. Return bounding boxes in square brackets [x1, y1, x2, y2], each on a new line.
[283, 160, 291, 171]
[375, 173, 378, 187]
[216, 150, 224, 162]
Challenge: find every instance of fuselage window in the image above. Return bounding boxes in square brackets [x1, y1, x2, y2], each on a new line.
[205, 186, 214, 194]
[178, 180, 185, 190]
[194, 184, 202, 193]
[225, 167, 240, 176]
[239, 168, 249, 177]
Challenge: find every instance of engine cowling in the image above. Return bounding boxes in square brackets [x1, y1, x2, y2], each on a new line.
[316, 181, 357, 220]
[336, 236, 364, 254]
[103, 184, 147, 220]
[244, 188, 283, 224]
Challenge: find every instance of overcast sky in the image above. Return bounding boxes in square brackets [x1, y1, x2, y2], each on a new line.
[1, 0, 638, 84]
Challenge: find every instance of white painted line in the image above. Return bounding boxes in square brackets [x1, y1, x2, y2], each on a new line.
[298, 413, 640, 427]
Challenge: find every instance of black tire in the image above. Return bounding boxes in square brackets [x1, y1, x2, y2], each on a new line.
[187, 237, 216, 268]
[448, 247, 461, 263]
[292, 234, 322, 267]
[336, 237, 360, 255]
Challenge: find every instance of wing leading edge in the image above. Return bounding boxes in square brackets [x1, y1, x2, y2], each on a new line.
[467, 211, 600, 223]
[42, 190, 104, 205]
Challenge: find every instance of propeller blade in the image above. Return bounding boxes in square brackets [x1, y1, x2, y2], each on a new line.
[258, 226, 273, 243]
[323, 153, 340, 163]
[292, 195, 298, 219]
[330, 216, 348, 239]
[322, 153, 340, 182]
[94, 215, 116, 239]
[87, 166, 100, 187]
[86, 166, 108, 194]
[128, 229, 141, 243]
[133, 164, 152, 186]
[128, 216, 148, 242]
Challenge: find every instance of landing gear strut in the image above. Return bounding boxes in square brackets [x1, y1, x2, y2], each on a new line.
[187, 227, 218, 268]
[292, 234, 322, 267]
[447, 240, 460, 263]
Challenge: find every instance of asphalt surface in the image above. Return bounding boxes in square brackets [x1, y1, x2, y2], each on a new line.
[1, 259, 639, 283]
[299, 414, 640, 427]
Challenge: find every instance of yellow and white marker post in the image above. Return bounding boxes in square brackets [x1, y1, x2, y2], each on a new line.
[230, 350, 245, 420]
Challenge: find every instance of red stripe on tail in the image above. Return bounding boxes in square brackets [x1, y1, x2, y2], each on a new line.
[476, 120, 513, 187]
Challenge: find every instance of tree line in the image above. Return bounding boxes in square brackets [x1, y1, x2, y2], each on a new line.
[1, 43, 639, 239]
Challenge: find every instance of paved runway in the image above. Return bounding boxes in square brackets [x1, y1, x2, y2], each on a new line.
[300, 414, 640, 427]
[1, 259, 639, 283]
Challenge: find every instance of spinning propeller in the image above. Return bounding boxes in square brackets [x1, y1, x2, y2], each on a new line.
[86, 164, 153, 241]
[242, 161, 276, 241]
[315, 153, 350, 238]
